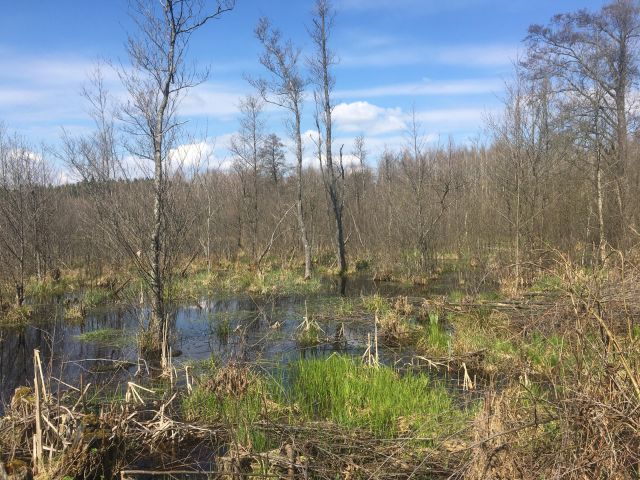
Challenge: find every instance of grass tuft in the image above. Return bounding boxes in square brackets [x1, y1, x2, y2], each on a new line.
[281, 354, 473, 439]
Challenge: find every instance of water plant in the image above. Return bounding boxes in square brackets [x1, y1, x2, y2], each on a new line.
[361, 293, 390, 314]
[423, 312, 451, 352]
[215, 314, 232, 341]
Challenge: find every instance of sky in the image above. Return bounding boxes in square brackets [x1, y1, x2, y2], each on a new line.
[0, 0, 610, 175]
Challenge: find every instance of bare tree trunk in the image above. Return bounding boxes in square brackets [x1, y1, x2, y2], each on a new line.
[147, 16, 176, 354]
[295, 108, 313, 279]
[119, 0, 234, 359]
[333, 147, 347, 275]
[311, 0, 347, 275]
[615, 93, 628, 249]
[596, 161, 606, 265]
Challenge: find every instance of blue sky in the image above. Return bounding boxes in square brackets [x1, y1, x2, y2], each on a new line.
[0, 0, 608, 172]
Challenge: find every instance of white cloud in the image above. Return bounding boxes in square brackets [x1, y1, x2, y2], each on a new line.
[332, 101, 490, 136]
[169, 140, 216, 169]
[333, 101, 406, 134]
[298, 102, 490, 167]
[0, 49, 246, 145]
[55, 168, 80, 185]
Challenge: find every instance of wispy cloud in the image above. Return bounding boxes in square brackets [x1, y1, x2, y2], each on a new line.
[415, 107, 493, 125]
[179, 83, 248, 119]
[0, 49, 248, 143]
[339, 43, 518, 68]
[340, 0, 489, 14]
[335, 78, 503, 99]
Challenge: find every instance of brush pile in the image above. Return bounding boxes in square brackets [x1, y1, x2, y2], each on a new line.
[0, 362, 226, 479]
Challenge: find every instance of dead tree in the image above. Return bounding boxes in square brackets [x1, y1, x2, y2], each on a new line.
[253, 17, 313, 279]
[309, 0, 347, 275]
[229, 95, 265, 262]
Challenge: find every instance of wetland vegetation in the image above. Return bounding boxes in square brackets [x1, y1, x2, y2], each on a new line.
[1, 0, 640, 478]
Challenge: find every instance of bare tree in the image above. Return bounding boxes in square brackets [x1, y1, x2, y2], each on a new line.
[66, 0, 234, 360]
[351, 134, 367, 216]
[260, 133, 287, 187]
[253, 17, 313, 279]
[526, 0, 640, 248]
[0, 128, 52, 306]
[399, 109, 453, 271]
[230, 95, 265, 261]
[309, 0, 347, 275]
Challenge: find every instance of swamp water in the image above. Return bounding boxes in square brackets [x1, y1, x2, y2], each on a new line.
[0, 275, 451, 410]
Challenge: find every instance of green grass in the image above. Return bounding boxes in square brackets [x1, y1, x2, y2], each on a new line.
[279, 354, 473, 440]
[171, 264, 323, 300]
[82, 288, 114, 308]
[26, 277, 71, 298]
[75, 328, 134, 347]
[448, 290, 465, 303]
[530, 274, 563, 293]
[296, 313, 324, 348]
[523, 333, 565, 371]
[182, 355, 474, 450]
[334, 297, 357, 316]
[182, 369, 276, 452]
[361, 294, 391, 314]
[215, 314, 231, 340]
[421, 312, 451, 352]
